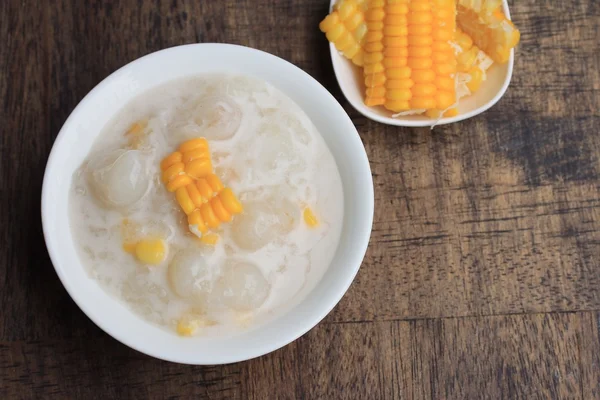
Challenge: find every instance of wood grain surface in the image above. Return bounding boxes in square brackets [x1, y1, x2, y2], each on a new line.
[1, 0, 599, 399]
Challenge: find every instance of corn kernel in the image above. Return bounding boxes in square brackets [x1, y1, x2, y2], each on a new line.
[166, 174, 193, 192]
[210, 196, 232, 222]
[182, 148, 210, 163]
[122, 242, 137, 254]
[176, 186, 196, 215]
[177, 319, 198, 336]
[206, 173, 224, 192]
[160, 152, 183, 171]
[466, 67, 484, 92]
[387, 89, 412, 101]
[412, 83, 437, 97]
[303, 207, 319, 227]
[188, 210, 209, 235]
[161, 162, 184, 183]
[125, 120, 147, 136]
[134, 239, 166, 265]
[444, 108, 459, 117]
[410, 97, 436, 109]
[179, 138, 208, 153]
[200, 233, 220, 246]
[185, 158, 212, 179]
[196, 178, 215, 199]
[200, 203, 221, 228]
[219, 188, 243, 214]
[176, 313, 216, 336]
[386, 79, 414, 89]
[435, 90, 456, 109]
[186, 182, 204, 207]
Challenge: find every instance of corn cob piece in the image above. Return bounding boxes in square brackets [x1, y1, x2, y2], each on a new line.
[454, 27, 493, 95]
[161, 139, 213, 192]
[457, 0, 501, 15]
[363, 0, 458, 115]
[160, 138, 242, 238]
[410, 0, 458, 114]
[187, 188, 243, 237]
[362, 0, 386, 107]
[320, 0, 368, 66]
[456, 0, 519, 63]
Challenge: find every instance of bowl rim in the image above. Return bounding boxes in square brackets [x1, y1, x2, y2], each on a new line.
[41, 43, 374, 364]
[328, 0, 514, 127]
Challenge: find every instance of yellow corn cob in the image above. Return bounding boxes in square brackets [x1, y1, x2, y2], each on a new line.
[161, 138, 242, 238]
[410, 0, 457, 114]
[364, 0, 457, 115]
[456, 0, 519, 63]
[160, 139, 213, 192]
[320, 0, 368, 66]
[187, 188, 243, 236]
[363, 0, 387, 107]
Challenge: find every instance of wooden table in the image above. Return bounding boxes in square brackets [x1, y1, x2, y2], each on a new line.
[1, 1, 599, 398]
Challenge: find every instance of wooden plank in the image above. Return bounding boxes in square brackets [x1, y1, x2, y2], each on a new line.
[0, 336, 241, 399]
[241, 312, 600, 400]
[330, 115, 600, 321]
[1, 313, 597, 399]
[579, 312, 600, 399]
[502, 0, 600, 118]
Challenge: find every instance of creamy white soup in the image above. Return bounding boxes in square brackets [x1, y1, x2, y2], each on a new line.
[70, 74, 344, 337]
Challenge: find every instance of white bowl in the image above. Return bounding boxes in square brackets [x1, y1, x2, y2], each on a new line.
[41, 44, 374, 364]
[328, 0, 514, 127]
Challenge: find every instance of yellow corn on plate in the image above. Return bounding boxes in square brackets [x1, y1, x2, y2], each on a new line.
[454, 27, 494, 98]
[362, 0, 458, 115]
[320, 0, 368, 66]
[456, 0, 520, 64]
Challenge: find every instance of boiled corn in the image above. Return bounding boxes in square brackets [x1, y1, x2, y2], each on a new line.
[160, 138, 213, 192]
[303, 207, 319, 227]
[320, 0, 368, 66]
[363, 0, 458, 115]
[161, 138, 242, 238]
[175, 174, 225, 215]
[454, 27, 493, 96]
[187, 188, 243, 236]
[176, 313, 216, 336]
[134, 239, 167, 265]
[456, 0, 519, 63]
[200, 233, 220, 246]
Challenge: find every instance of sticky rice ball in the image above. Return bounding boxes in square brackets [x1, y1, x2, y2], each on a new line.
[212, 261, 270, 311]
[86, 149, 151, 209]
